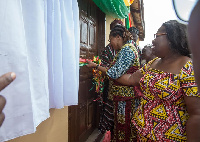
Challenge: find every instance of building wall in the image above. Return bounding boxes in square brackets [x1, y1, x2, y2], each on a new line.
[105, 15, 115, 45]
[105, 15, 127, 46]
[7, 107, 68, 142]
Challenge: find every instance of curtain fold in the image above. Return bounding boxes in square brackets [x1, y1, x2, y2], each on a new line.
[62, 0, 79, 106]
[0, 0, 49, 141]
[0, 0, 79, 141]
[48, 0, 64, 108]
[71, 0, 80, 105]
[48, 0, 79, 108]
[20, 0, 50, 128]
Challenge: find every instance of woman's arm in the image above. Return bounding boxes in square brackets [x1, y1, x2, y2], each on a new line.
[184, 96, 200, 142]
[116, 69, 143, 86]
[86, 60, 107, 74]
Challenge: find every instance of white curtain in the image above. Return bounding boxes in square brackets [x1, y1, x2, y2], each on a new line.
[0, 0, 79, 141]
[47, 0, 79, 108]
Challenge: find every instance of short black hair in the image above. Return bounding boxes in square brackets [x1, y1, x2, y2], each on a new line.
[110, 25, 126, 38]
[128, 26, 139, 35]
[110, 25, 133, 43]
[162, 20, 190, 57]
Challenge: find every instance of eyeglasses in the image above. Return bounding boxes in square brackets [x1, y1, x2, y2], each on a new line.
[154, 33, 167, 39]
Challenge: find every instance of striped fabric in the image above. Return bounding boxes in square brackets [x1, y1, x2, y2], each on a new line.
[100, 43, 117, 67]
[98, 44, 116, 134]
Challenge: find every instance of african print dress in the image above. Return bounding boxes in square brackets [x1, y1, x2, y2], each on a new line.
[132, 58, 200, 142]
[107, 41, 140, 142]
[99, 44, 116, 134]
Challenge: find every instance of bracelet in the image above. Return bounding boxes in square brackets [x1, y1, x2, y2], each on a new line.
[96, 64, 99, 70]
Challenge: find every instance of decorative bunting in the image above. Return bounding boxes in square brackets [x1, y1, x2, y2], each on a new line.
[79, 56, 101, 67]
[93, 0, 130, 19]
[123, 0, 134, 6]
[79, 56, 105, 104]
[125, 11, 131, 29]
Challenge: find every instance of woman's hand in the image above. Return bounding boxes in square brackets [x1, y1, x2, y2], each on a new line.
[86, 60, 97, 68]
[0, 72, 16, 127]
[86, 60, 108, 74]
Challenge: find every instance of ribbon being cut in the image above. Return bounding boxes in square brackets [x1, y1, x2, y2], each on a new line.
[79, 56, 105, 104]
[79, 56, 101, 66]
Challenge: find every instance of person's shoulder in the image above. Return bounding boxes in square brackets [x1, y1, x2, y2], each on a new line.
[182, 56, 192, 62]
[105, 43, 112, 48]
[177, 56, 193, 77]
[124, 40, 137, 48]
[101, 43, 113, 53]
[122, 43, 135, 52]
[180, 56, 192, 68]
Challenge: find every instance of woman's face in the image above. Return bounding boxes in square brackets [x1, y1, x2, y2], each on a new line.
[109, 35, 122, 51]
[152, 26, 170, 58]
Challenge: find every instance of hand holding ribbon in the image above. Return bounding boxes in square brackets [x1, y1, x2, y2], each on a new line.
[79, 56, 101, 67]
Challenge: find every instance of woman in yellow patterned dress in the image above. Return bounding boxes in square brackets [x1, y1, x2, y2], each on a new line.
[117, 20, 200, 141]
[87, 25, 140, 141]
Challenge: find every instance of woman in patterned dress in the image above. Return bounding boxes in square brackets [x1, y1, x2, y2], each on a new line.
[117, 20, 200, 141]
[87, 24, 140, 142]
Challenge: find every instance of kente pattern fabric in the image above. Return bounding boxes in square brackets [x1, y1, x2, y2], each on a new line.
[107, 41, 140, 142]
[100, 43, 117, 67]
[98, 43, 116, 134]
[98, 98, 115, 134]
[132, 58, 200, 142]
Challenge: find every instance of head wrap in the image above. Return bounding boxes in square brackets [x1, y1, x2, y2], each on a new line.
[110, 19, 124, 30]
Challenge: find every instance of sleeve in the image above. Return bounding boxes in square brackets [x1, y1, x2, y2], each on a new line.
[100, 44, 115, 67]
[100, 48, 110, 67]
[106, 46, 135, 79]
[140, 63, 147, 75]
[180, 61, 200, 97]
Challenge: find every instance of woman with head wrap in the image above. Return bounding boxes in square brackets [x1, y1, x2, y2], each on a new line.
[87, 24, 140, 141]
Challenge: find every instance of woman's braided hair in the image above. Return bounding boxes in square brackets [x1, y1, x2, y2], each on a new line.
[110, 24, 133, 43]
[162, 20, 190, 57]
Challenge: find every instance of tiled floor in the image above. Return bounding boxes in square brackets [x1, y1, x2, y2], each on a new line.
[85, 129, 104, 142]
